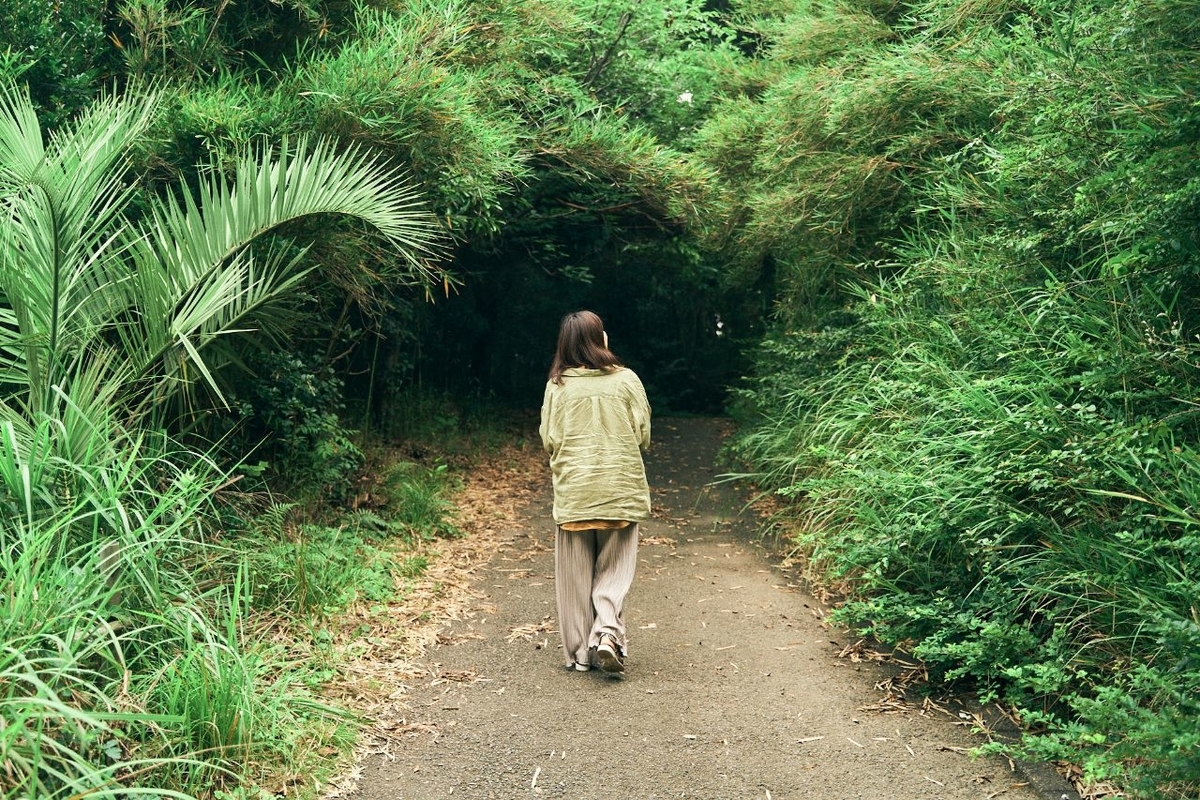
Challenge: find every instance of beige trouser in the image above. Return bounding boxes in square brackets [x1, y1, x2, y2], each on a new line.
[554, 523, 639, 668]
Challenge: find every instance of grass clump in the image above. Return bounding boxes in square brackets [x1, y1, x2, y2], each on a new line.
[237, 456, 458, 620]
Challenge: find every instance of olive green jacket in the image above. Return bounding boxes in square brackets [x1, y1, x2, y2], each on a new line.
[539, 367, 652, 525]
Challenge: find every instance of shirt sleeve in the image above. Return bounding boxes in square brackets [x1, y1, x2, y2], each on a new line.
[628, 372, 651, 451]
[539, 381, 557, 454]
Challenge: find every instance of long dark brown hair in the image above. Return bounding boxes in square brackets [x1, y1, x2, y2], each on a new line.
[548, 310, 622, 384]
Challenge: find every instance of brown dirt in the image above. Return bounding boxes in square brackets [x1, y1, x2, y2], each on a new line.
[336, 417, 1079, 800]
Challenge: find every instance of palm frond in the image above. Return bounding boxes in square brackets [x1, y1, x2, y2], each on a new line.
[124, 136, 443, 407]
[140, 137, 442, 285]
[4, 82, 444, 421]
[0, 84, 156, 413]
[0, 82, 44, 184]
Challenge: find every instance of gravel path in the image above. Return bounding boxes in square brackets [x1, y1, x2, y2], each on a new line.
[349, 417, 1077, 800]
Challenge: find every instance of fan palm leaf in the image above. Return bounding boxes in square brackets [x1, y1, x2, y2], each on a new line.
[125, 136, 443, 411]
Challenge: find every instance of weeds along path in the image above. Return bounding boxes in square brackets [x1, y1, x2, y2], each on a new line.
[339, 417, 1071, 800]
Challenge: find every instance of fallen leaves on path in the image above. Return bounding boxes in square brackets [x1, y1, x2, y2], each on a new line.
[321, 433, 549, 798]
[506, 616, 555, 642]
[859, 696, 909, 715]
[431, 669, 483, 684]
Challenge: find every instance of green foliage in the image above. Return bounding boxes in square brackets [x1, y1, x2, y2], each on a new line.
[236, 456, 457, 617]
[146, 600, 259, 778]
[229, 352, 365, 503]
[379, 461, 464, 541]
[0, 434, 242, 796]
[146, 1, 558, 239]
[111, 0, 738, 428]
[14, 0, 1200, 794]
[691, 1, 999, 320]
[284, 2, 534, 241]
[725, 1, 1200, 795]
[242, 521, 399, 615]
[0, 78, 447, 796]
[567, 0, 740, 140]
[120, 0, 738, 413]
[377, 388, 482, 444]
[113, 0, 346, 84]
[736, 261, 1200, 793]
[0, 79, 442, 434]
[0, 0, 113, 128]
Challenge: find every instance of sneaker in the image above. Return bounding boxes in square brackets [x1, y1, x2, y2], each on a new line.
[571, 662, 590, 672]
[595, 634, 625, 674]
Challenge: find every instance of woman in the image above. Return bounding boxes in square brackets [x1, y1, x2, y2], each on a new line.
[539, 310, 651, 675]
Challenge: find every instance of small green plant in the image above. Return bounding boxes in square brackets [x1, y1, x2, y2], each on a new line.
[396, 554, 430, 578]
[240, 521, 396, 615]
[147, 627, 258, 781]
[381, 461, 464, 541]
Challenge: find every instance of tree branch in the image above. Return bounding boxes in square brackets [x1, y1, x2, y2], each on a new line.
[583, 10, 633, 88]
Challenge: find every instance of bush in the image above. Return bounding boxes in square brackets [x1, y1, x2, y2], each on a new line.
[0, 0, 112, 128]
[723, 3, 1200, 794]
[226, 352, 365, 504]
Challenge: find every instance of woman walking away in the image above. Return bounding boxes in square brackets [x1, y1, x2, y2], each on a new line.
[539, 311, 652, 676]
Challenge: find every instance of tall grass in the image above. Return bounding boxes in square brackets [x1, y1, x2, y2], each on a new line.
[0, 431, 214, 796]
[719, 1, 1200, 794]
[0, 348, 354, 797]
[731, 251, 1200, 794]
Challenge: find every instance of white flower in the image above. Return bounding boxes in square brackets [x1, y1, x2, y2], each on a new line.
[677, 92, 693, 104]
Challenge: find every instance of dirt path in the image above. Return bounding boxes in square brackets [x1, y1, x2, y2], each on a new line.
[347, 418, 1075, 800]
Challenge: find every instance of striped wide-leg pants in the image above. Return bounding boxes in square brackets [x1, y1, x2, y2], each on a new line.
[554, 523, 639, 668]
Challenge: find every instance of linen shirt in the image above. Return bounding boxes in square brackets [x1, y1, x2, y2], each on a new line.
[539, 367, 652, 525]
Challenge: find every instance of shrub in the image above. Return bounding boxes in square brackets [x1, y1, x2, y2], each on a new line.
[227, 352, 365, 504]
[725, 2, 1200, 793]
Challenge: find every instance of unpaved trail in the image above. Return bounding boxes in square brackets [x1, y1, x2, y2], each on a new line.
[348, 418, 1075, 800]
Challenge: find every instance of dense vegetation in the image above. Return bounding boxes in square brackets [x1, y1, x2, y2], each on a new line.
[1, 0, 1196, 798]
[716, 2, 1200, 797]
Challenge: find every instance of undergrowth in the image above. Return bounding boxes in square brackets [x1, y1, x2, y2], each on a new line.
[721, 2, 1200, 796]
[0, 387, 486, 798]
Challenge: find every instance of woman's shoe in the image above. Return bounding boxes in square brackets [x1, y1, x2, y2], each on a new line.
[596, 634, 625, 674]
